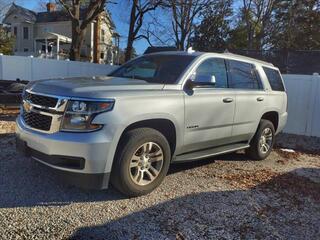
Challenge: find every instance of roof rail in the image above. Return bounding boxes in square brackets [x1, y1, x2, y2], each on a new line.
[223, 52, 274, 66]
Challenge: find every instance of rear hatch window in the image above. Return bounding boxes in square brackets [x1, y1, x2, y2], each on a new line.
[263, 67, 285, 91]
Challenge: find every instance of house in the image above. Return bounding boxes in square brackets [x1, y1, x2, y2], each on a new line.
[2, 2, 119, 64]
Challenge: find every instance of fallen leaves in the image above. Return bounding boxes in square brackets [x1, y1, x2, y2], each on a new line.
[220, 169, 278, 189]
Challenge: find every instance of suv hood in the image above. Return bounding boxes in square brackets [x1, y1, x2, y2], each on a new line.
[27, 76, 165, 98]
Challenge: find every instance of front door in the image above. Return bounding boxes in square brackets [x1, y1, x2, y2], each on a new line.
[183, 58, 236, 153]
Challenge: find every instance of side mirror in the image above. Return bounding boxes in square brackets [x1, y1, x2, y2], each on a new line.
[185, 75, 216, 89]
[210, 75, 216, 85]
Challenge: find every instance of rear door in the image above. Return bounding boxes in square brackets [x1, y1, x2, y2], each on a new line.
[183, 57, 236, 152]
[226, 59, 266, 142]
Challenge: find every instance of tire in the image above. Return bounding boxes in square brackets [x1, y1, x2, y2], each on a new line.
[246, 119, 275, 160]
[111, 128, 171, 197]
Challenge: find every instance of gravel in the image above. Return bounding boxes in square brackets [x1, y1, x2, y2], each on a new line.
[0, 112, 319, 240]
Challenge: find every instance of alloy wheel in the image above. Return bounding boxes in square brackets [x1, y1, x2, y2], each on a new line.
[259, 127, 273, 154]
[129, 142, 164, 186]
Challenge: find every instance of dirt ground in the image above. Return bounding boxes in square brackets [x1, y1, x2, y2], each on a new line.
[0, 111, 319, 240]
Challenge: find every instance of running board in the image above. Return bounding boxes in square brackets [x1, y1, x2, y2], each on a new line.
[173, 143, 249, 162]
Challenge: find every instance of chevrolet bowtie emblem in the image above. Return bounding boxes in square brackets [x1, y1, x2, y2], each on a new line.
[23, 102, 32, 112]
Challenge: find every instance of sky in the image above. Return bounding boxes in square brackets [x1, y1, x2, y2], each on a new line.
[16, 0, 150, 54]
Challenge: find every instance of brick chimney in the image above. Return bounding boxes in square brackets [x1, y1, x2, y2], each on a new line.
[46, 2, 56, 12]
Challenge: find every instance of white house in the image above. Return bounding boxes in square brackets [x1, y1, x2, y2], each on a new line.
[2, 2, 119, 64]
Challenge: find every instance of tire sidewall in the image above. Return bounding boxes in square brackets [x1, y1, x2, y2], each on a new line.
[116, 129, 171, 195]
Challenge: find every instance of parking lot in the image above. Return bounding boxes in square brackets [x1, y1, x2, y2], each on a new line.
[0, 111, 319, 240]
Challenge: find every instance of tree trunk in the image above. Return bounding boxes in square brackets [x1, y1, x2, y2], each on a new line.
[125, 0, 137, 62]
[69, 3, 82, 61]
[93, 17, 100, 63]
[70, 29, 86, 60]
[70, 21, 83, 61]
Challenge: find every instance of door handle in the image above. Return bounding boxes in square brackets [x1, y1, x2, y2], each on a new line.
[257, 97, 264, 102]
[223, 97, 234, 103]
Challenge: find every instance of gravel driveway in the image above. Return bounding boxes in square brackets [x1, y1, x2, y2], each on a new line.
[0, 112, 319, 240]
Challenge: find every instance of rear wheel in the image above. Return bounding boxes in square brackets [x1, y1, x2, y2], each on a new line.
[111, 128, 171, 197]
[246, 119, 275, 160]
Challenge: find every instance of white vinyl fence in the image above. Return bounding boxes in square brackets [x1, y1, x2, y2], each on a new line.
[282, 73, 320, 137]
[0, 55, 118, 81]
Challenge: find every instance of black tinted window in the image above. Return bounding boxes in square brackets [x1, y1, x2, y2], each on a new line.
[263, 67, 285, 91]
[194, 58, 228, 88]
[228, 60, 260, 89]
[109, 55, 196, 84]
[23, 27, 28, 39]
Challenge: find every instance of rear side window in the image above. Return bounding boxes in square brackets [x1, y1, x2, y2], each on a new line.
[227, 60, 261, 89]
[263, 67, 285, 91]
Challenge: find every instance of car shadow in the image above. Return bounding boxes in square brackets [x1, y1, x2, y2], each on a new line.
[1, 131, 319, 239]
[1, 129, 315, 211]
[168, 151, 249, 175]
[68, 168, 320, 240]
[0, 132, 251, 209]
[0, 132, 126, 208]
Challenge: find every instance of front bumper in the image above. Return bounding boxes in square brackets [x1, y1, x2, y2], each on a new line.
[16, 116, 113, 189]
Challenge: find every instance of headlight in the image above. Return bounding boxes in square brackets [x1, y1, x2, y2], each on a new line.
[60, 99, 114, 132]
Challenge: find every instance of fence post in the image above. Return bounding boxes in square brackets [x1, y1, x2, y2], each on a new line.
[308, 73, 320, 137]
[0, 55, 3, 80]
[305, 73, 319, 136]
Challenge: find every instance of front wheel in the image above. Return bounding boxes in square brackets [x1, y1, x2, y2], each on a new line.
[111, 128, 171, 197]
[246, 119, 275, 160]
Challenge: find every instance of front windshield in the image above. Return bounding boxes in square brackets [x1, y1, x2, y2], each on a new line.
[109, 54, 196, 84]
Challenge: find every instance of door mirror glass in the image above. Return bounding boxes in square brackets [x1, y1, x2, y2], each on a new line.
[193, 73, 216, 84]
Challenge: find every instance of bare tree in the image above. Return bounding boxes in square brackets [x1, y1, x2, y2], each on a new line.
[125, 0, 163, 61]
[165, 0, 211, 50]
[0, 0, 14, 19]
[57, 0, 108, 61]
[241, 0, 276, 49]
[136, 10, 175, 47]
[252, 0, 276, 49]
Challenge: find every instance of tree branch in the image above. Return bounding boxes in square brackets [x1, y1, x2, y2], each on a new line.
[56, 0, 76, 19]
[81, 0, 106, 30]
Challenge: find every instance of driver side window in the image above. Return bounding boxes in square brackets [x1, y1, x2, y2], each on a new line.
[193, 58, 228, 88]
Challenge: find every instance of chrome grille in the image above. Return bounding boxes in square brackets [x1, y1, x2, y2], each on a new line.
[22, 111, 52, 131]
[21, 91, 68, 133]
[24, 91, 58, 108]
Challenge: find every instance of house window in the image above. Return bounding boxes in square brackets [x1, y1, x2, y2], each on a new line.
[24, 48, 28, 52]
[100, 52, 105, 59]
[13, 27, 17, 36]
[101, 29, 105, 42]
[23, 27, 29, 39]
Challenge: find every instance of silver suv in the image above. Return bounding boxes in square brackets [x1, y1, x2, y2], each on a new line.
[16, 51, 288, 196]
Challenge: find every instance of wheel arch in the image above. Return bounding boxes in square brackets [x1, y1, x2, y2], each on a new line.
[117, 118, 178, 157]
[261, 111, 279, 132]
